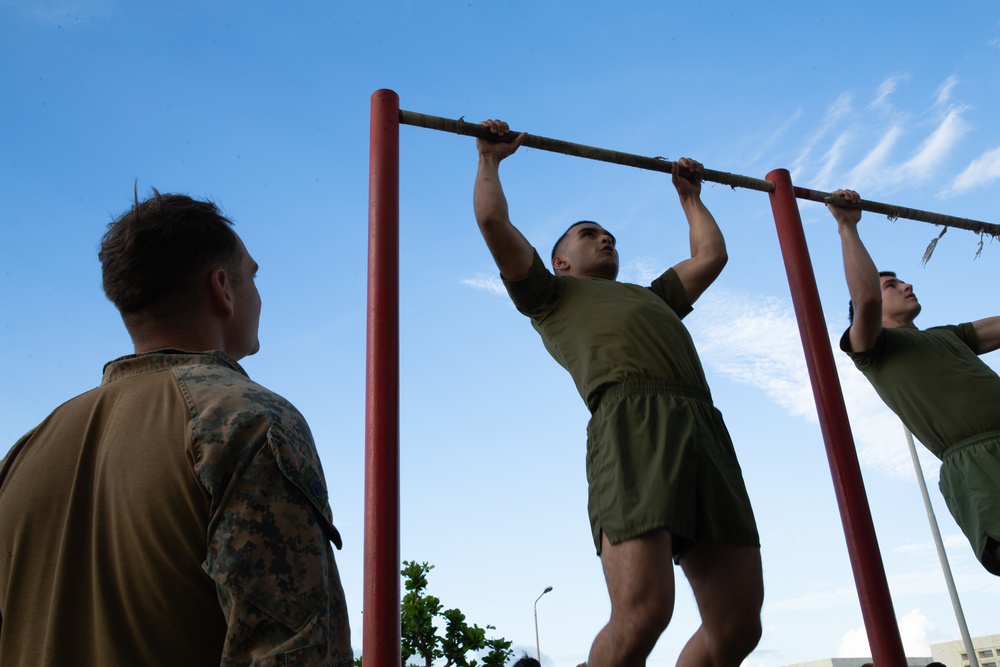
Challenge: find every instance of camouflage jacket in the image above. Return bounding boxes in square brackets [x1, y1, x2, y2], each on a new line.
[0, 350, 352, 666]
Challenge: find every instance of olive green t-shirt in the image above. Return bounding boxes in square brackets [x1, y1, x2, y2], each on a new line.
[840, 323, 1000, 457]
[503, 250, 711, 412]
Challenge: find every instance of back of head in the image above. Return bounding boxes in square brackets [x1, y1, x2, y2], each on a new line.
[512, 655, 542, 667]
[99, 189, 240, 330]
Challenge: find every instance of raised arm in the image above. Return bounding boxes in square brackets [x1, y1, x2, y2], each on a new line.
[972, 317, 1000, 354]
[829, 189, 882, 352]
[473, 119, 533, 281]
[669, 158, 728, 304]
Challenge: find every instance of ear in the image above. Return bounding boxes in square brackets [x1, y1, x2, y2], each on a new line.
[552, 254, 570, 272]
[208, 267, 235, 318]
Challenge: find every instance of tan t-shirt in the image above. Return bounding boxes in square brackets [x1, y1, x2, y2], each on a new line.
[0, 350, 352, 667]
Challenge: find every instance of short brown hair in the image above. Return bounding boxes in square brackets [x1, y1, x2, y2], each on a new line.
[551, 220, 599, 261]
[99, 188, 241, 314]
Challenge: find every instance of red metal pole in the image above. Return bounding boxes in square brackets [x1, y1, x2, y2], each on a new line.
[365, 88, 401, 665]
[767, 168, 906, 666]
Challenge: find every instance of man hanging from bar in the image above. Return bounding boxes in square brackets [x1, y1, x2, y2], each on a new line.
[473, 119, 763, 666]
[829, 188, 1000, 576]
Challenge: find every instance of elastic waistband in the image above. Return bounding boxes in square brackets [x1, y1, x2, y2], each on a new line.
[943, 430, 1000, 460]
[598, 379, 712, 406]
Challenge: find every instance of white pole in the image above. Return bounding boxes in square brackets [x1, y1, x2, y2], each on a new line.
[903, 426, 979, 667]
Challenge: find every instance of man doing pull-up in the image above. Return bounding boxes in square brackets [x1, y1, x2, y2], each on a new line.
[473, 119, 763, 666]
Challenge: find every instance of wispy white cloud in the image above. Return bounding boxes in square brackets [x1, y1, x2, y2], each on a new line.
[934, 75, 959, 107]
[741, 109, 804, 168]
[460, 274, 507, 297]
[767, 109, 804, 148]
[765, 582, 860, 613]
[869, 74, 910, 111]
[693, 290, 815, 420]
[692, 288, 932, 479]
[791, 93, 854, 183]
[894, 533, 968, 555]
[788, 76, 977, 198]
[948, 144, 1000, 194]
[846, 125, 904, 188]
[619, 257, 661, 286]
[896, 107, 971, 182]
[814, 131, 853, 191]
[766, 559, 986, 618]
[846, 106, 970, 193]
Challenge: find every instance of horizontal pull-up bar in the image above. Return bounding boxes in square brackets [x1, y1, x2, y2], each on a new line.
[399, 109, 1000, 238]
[400, 109, 774, 192]
[802, 189, 998, 237]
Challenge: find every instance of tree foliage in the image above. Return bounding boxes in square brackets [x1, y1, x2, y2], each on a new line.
[355, 561, 513, 667]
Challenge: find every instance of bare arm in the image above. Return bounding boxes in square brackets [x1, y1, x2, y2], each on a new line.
[829, 189, 882, 352]
[669, 158, 728, 304]
[473, 120, 533, 281]
[973, 317, 1000, 353]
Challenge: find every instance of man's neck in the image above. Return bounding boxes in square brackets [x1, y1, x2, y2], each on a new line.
[883, 317, 917, 329]
[132, 330, 227, 356]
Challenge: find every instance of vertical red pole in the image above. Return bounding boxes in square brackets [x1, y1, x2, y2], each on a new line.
[365, 89, 401, 665]
[767, 169, 906, 665]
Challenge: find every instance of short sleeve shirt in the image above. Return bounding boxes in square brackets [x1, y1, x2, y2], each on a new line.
[841, 323, 1000, 457]
[503, 250, 712, 412]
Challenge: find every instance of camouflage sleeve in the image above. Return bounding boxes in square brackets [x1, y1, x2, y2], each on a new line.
[202, 423, 352, 666]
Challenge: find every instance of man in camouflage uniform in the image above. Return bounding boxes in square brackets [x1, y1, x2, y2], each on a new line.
[0, 191, 352, 665]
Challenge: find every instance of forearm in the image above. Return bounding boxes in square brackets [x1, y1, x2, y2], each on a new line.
[474, 154, 510, 231]
[838, 221, 883, 351]
[680, 193, 727, 268]
[473, 153, 533, 279]
[839, 222, 880, 311]
[670, 193, 727, 304]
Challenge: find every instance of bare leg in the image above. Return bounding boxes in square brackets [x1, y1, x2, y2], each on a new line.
[676, 543, 763, 667]
[588, 530, 675, 667]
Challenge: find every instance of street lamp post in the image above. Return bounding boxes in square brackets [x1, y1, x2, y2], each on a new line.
[534, 586, 553, 662]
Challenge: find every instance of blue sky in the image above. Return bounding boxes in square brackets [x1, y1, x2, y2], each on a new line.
[3, 1, 1000, 665]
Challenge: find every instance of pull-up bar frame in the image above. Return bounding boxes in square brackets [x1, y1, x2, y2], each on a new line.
[401, 109, 1000, 237]
[367, 89, 994, 665]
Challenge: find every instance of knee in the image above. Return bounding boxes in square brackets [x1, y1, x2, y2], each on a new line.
[708, 612, 762, 663]
[612, 596, 673, 657]
[731, 614, 763, 654]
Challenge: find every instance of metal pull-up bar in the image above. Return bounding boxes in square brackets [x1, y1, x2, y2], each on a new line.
[401, 109, 1000, 237]
[368, 88, 988, 666]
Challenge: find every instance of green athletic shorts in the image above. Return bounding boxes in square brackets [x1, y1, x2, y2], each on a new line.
[585, 379, 759, 558]
[939, 432, 1000, 575]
